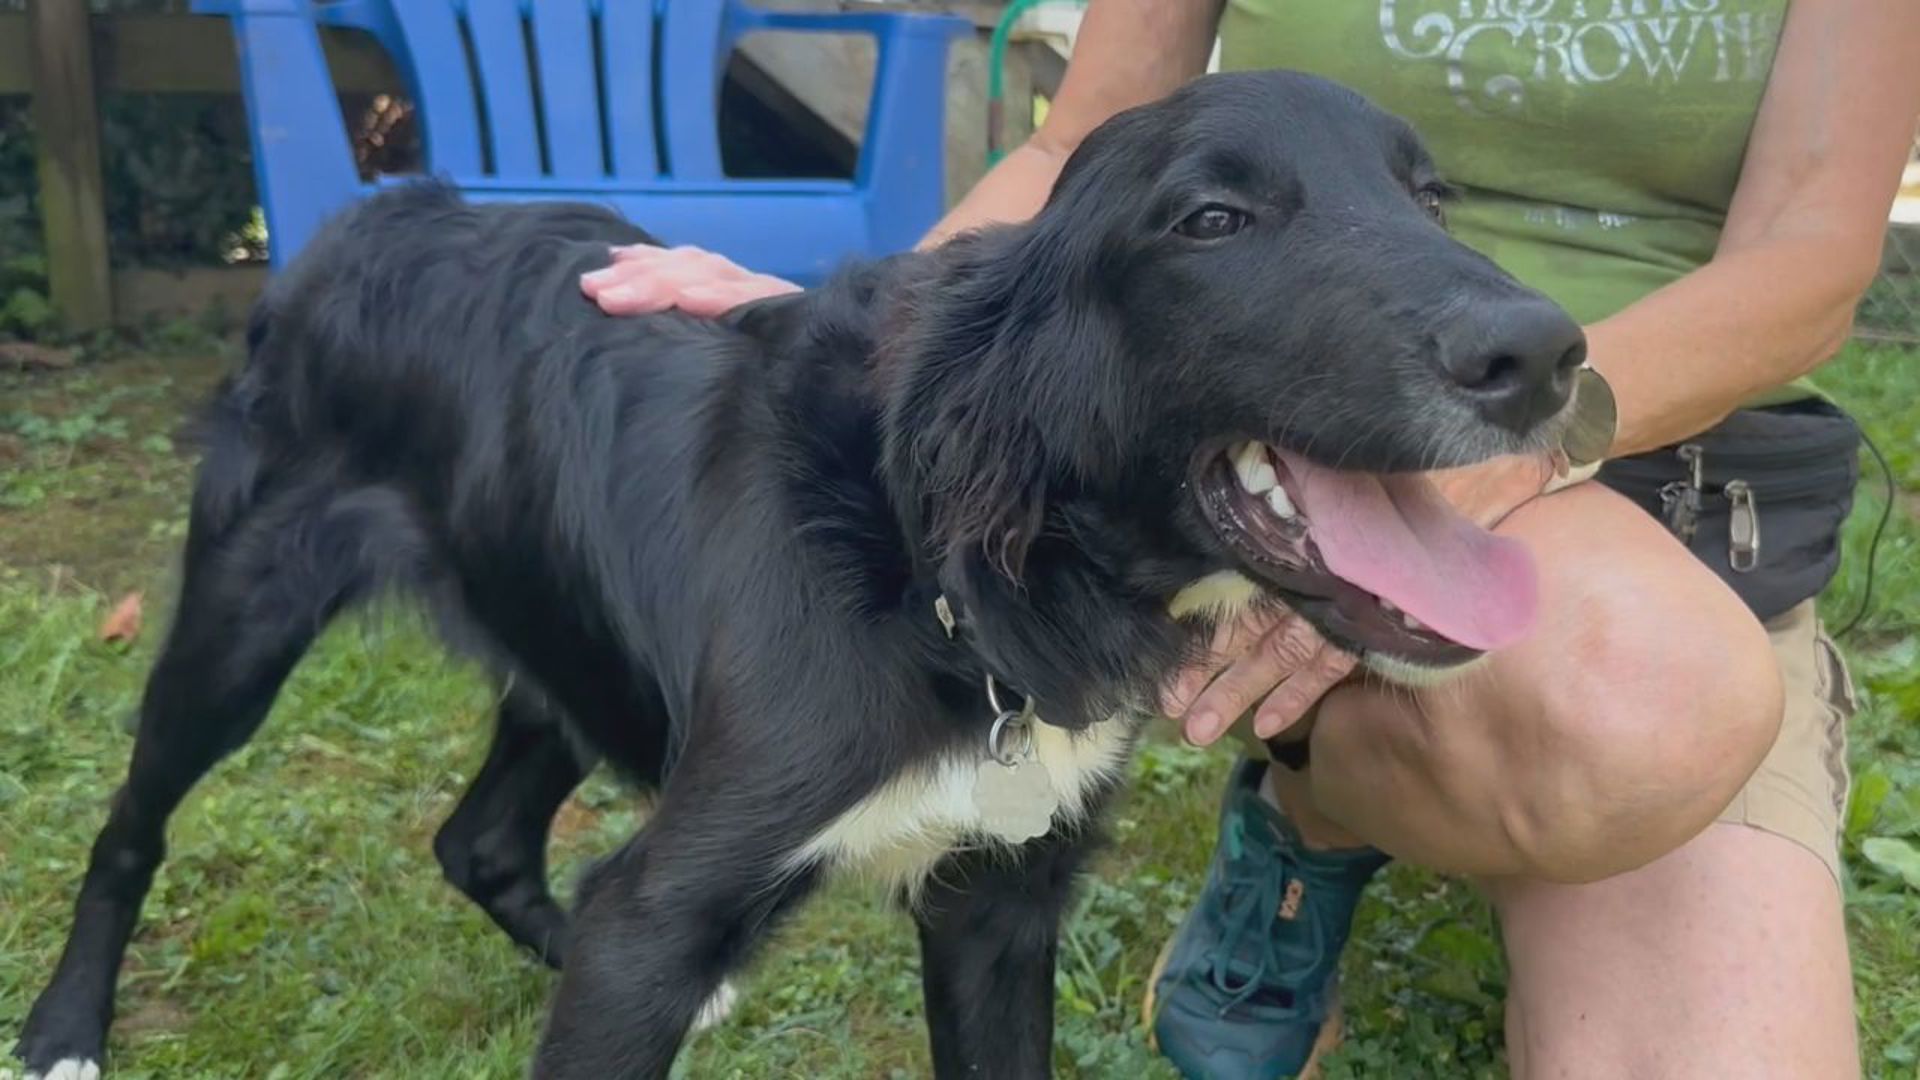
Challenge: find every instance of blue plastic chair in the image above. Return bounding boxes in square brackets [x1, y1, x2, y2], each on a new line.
[191, 0, 972, 285]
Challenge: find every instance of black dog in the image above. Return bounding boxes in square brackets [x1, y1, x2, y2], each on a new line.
[16, 70, 1585, 1079]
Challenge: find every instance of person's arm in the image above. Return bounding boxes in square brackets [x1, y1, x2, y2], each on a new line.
[582, 0, 1223, 315]
[1174, 0, 1920, 745]
[1587, 0, 1920, 457]
[916, 0, 1222, 248]
[1421, 0, 1920, 529]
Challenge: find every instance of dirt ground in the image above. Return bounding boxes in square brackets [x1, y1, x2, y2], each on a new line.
[1, 346, 234, 594]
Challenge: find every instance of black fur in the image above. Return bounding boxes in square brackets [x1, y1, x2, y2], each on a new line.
[16, 71, 1582, 1079]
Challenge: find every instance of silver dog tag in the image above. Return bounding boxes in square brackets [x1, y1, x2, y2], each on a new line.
[972, 758, 1059, 844]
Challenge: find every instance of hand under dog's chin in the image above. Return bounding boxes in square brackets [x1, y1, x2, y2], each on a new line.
[1165, 568, 1490, 692]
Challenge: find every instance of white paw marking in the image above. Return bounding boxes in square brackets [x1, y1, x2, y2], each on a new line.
[30, 1060, 101, 1080]
[691, 981, 739, 1032]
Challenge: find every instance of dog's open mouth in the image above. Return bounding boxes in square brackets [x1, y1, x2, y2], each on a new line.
[1197, 441, 1540, 666]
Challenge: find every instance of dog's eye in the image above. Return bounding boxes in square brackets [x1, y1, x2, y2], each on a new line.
[1175, 205, 1250, 241]
[1414, 185, 1450, 225]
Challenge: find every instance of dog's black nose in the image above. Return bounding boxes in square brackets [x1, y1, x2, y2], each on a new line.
[1439, 298, 1587, 434]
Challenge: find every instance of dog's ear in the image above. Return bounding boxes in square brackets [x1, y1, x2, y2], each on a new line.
[880, 222, 1125, 581]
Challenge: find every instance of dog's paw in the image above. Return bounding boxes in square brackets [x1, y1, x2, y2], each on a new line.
[14, 999, 107, 1080]
[22, 1059, 102, 1080]
[691, 981, 739, 1033]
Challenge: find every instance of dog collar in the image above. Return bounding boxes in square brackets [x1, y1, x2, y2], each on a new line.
[933, 591, 1059, 842]
[933, 592, 1037, 762]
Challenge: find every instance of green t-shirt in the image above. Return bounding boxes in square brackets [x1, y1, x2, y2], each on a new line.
[1216, 0, 1807, 405]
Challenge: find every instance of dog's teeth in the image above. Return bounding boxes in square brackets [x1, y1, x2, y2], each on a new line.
[1232, 442, 1278, 494]
[1244, 460, 1278, 495]
[1265, 485, 1297, 520]
[1403, 612, 1426, 632]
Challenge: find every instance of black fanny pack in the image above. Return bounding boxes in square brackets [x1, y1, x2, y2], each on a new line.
[1596, 398, 1862, 623]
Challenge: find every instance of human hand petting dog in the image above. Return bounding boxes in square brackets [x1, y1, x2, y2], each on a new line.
[581, 243, 800, 317]
[1165, 452, 1560, 748]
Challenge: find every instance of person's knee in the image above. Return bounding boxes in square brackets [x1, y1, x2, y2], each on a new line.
[1496, 568, 1784, 884]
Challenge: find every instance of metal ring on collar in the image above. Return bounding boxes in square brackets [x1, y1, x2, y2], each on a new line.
[984, 674, 1037, 766]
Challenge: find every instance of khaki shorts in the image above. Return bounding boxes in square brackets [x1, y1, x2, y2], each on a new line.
[1715, 598, 1857, 886]
[1230, 598, 1858, 885]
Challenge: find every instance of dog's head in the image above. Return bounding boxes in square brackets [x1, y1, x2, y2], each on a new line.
[881, 70, 1588, 712]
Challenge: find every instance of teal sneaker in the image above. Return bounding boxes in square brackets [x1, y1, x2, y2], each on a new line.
[1144, 758, 1389, 1079]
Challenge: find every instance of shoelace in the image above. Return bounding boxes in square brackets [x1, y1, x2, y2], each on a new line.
[1205, 815, 1330, 1017]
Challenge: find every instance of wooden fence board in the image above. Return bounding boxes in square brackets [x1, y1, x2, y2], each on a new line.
[0, 13, 400, 96]
[26, 0, 113, 331]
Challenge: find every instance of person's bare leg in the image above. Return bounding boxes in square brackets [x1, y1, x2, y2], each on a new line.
[1253, 483, 1784, 882]
[1491, 823, 1857, 1079]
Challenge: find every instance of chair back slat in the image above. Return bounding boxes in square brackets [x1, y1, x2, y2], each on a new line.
[528, 0, 607, 177]
[596, 0, 660, 176]
[385, 2, 488, 174]
[461, 0, 545, 175]
[657, 0, 728, 179]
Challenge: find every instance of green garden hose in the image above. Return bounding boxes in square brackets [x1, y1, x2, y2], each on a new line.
[986, 0, 1089, 165]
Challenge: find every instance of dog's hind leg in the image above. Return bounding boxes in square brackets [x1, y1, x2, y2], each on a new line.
[433, 683, 594, 969]
[12, 484, 404, 1078]
[912, 820, 1113, 1080]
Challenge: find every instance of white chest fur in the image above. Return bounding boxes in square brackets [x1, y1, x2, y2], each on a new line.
[786, 712, 1140, 899]
[784, 573, 1251, 900]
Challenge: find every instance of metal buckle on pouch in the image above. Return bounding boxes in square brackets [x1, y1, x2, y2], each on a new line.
[1726, 479, 1759, 573]
[1660, 443, 1706, 543]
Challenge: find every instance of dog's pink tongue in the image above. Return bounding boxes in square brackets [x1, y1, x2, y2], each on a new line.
[1276, 451, 1539, 651]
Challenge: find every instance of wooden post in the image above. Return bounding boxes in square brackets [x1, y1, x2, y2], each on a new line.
[27, 0, 112, 332]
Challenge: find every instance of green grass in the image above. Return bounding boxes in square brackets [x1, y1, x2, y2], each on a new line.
[1, 340, 1917, 1078]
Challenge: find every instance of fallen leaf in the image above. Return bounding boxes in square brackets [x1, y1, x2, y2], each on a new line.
[0, 341, 79, 371]
[99, 591, 143, 644]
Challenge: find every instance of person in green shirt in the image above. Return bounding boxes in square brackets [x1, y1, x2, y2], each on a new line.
[580, 2, 1919, 1075]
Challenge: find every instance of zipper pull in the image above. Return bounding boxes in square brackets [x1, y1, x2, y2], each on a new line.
[1726, 479, 1759, 573]
[1660, 443, 1706, 542]
[1680, 442, 1705, 490]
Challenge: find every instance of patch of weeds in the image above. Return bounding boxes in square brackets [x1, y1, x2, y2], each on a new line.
[138, 305, 236, 359]
[5, 388, 136, 456]
[0, 473, 48, 511]
[0, 251, 52, 341]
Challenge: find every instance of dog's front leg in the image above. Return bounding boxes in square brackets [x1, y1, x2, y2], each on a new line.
[912, 818, 1110, 1080]
[527, 792, 822, 1080]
